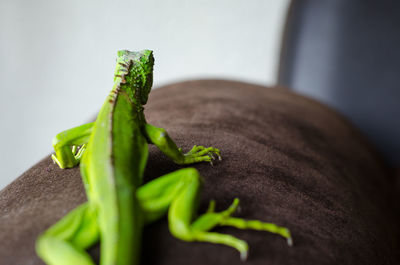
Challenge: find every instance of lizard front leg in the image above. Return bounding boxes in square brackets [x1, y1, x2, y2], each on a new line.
[144, 123, 221, 165]
[52, 122, 94, 168]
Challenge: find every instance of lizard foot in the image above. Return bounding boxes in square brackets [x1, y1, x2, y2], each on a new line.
[184, 145, 221, 165]
[51, 144, 86, 169]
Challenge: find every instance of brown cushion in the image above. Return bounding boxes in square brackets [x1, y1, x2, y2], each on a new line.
[0, 80, 399, 264]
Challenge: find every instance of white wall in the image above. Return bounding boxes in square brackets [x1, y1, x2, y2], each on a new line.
[0, 0, 290, 189]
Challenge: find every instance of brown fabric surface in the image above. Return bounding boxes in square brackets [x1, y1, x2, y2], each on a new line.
[0, 80, 398, 265]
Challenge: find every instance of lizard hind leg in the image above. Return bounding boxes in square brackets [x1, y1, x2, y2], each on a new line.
[171, 195, 293, 261]
[137, 168, 249, 260]
[138, 168, 292, 261]
[36, 203, 100, 265]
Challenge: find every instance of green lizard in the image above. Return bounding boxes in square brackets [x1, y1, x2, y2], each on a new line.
[36, 50, 292, 265]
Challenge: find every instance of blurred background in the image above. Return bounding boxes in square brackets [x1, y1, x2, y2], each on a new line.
[0, 0, 291, 189]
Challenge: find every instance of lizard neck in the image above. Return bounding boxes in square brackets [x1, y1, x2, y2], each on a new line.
[112, 53, 150, 126]
[109, 77, 146, 125]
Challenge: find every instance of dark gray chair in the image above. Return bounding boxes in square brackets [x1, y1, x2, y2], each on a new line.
[278, 0, 400, 165]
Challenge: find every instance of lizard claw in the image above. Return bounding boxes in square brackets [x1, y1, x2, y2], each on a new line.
[74, 144, 87, 161]
[240, 251, 248, 261]
[51, 154, 57, 164]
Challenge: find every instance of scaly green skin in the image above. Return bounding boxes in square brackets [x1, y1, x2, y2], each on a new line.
[36, 50, 292, 265]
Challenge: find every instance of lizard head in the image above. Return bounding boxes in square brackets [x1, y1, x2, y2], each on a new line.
[116, 49, 154, 105]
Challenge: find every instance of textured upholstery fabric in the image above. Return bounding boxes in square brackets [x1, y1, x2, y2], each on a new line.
[0, 80, 398, 264]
